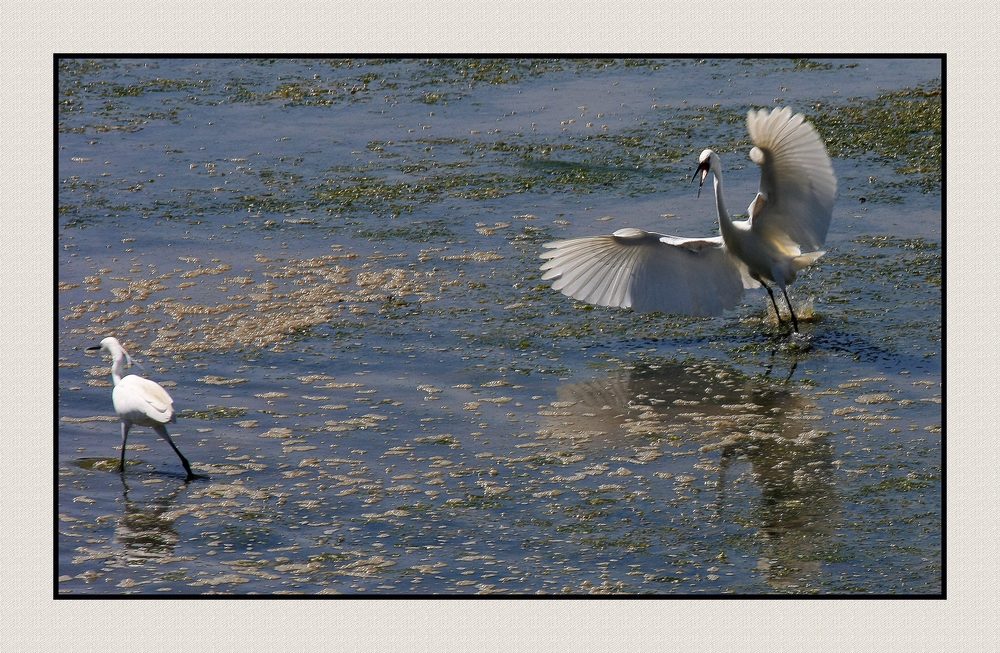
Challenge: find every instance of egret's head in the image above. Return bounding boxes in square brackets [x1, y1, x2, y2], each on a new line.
[86, 337, 131, 364]
[693, 149, 716, 197]
[86, 336, 117, 352]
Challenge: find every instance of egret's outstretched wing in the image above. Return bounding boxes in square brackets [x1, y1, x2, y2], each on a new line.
[540, 227, 753, 317]
[114, 375, 175, 424]
[746, 107, 837, 253]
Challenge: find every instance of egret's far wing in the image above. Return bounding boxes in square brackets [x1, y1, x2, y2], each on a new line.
[117, 375, 175, 423]
[540, 228, 749, 316]
[746, 107, 837, 253]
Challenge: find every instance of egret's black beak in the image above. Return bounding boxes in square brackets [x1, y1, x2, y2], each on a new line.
[693, 161, 709, 198]
[85, 345, 100, 352]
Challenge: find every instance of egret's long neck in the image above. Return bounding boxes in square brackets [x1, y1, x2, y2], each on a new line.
[110, 350, 127, 386]
[711, 167, 736, 241]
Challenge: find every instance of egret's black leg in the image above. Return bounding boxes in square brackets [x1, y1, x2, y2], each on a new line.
[761, 282, 784, 326]
[119, 422, 131, 473]
[154, 425, 195, 481]
[781, 287, 799, 333]
[785, 356, 799, 382]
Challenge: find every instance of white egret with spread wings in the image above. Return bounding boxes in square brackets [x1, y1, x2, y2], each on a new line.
[540, 107, 836, 332]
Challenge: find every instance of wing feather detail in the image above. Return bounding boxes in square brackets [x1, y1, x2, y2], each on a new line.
[541, 229, 748, 316]
[746, 107, 837, 252]
[113, 375, 175, 424]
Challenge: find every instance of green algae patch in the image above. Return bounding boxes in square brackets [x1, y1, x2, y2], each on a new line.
[182, 406, 250, 420]
[811, 85, 941, 192]
[856, 475, 937, 497]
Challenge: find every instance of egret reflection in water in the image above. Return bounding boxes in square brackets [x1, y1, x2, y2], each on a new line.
[116, 475, 188, 560]
[544, 356, 840, 591]
[543, 356, 812, 444]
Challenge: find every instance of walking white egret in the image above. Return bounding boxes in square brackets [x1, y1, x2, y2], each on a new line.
[86, 337, 196, 480]
[540, 106, 836, 332]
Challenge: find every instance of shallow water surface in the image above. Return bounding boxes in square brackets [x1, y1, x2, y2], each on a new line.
[57, 57, 942, 595]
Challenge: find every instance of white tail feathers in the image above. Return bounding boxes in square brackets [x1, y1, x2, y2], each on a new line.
[792, 250, 826, 271]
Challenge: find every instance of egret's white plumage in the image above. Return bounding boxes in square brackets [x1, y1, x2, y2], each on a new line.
[113, 374, 174, 425]
[540, 106, 836, 332]
[87, 337, 195, 480]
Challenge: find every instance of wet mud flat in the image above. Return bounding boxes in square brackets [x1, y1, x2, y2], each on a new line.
[58, 58, 941, 594]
